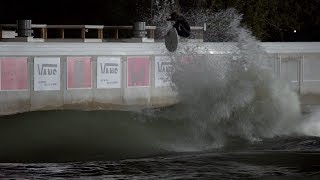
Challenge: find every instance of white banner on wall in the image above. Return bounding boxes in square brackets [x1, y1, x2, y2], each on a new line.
[155, 56, 173, 87]
[34, 57, 60, 91]
[97, 57, 121, 89]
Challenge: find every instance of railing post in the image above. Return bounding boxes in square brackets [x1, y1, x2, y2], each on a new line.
[115, 29, 118, 39]
[148, 29, 155, 39]
[98, 29, 103, 39]
[60, 29, 64, 39]
[45, 28, 47, 39]
[81, 28, 86, 39]
[40, 28, 45, 39]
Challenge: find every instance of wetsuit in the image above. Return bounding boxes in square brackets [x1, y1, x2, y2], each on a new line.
[167, 14, 191, 38]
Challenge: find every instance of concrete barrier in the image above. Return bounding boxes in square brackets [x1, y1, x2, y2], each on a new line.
[0, 42, 320, 115]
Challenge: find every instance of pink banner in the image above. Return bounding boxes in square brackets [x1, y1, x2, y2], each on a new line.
[67, 57, 92, 89]
[1, 57, 28, 90]
[180, 56, 192, 64]
[127, 57, 150, 87]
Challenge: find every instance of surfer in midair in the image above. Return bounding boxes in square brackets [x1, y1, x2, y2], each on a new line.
[166, 11, 191, 38]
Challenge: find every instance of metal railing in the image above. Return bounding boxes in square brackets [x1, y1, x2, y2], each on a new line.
[0, 23, 206, 41]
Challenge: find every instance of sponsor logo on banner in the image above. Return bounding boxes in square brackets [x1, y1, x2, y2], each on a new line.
[34, 57, 60, 91]
[0, 57, 28, 90]
[127, 56, 150, 87]
[67, 57, 92, 89]
[97, 57, 121, 89]
[155, 56, 174, 87]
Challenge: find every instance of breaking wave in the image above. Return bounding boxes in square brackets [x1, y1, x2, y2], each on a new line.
[150, 7, 305, 150]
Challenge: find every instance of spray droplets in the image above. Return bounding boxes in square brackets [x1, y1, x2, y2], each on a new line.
[147, 2, 303, 150]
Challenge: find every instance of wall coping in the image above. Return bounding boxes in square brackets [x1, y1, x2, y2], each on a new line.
[0, 42, 320, 56]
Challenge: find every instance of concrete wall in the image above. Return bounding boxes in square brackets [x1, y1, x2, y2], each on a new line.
[0, 42, 320, 115]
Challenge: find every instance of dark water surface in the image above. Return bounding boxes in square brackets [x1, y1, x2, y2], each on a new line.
[0, 110, 320, 179]
[1, 149, 320, 179]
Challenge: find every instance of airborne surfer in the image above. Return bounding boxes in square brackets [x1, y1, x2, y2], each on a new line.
[164, 11, 191, 52]
[166, 11, 191, 38]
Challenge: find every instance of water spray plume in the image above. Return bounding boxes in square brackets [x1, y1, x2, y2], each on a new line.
[146, 2, 309, 151]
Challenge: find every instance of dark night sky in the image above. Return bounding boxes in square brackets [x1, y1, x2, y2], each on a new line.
[0, 0, 141, 25]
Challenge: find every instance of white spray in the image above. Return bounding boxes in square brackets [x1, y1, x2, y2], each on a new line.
[147, 3, 319, 151]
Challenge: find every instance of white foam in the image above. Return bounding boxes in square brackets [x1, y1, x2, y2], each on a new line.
[300, 110, 320, 137]
[148, 3, 303, 151]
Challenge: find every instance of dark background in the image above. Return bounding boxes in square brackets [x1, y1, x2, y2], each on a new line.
[1, 0, 319, 42]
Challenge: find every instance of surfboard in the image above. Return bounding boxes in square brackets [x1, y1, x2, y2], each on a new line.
[165, 28, 179, 52]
